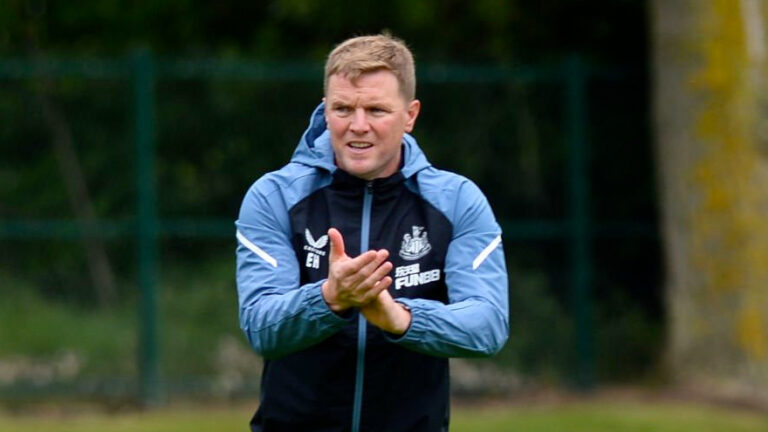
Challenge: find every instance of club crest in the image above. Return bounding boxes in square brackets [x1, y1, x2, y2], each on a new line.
[399, 226, 432, 261]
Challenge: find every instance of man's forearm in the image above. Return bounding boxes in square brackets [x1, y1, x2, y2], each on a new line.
[382, 297, 508, 358]
[240, 280, 352, 359]
[359, 290, 412, 335]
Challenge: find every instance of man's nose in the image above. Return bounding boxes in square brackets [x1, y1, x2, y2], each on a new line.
[349, 108, 370, 134]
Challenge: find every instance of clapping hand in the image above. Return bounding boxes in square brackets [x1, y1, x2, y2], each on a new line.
[321, 228, 393, 311]
[321, 228, 411, 335]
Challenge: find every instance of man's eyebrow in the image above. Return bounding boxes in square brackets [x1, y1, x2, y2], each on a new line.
[366, 101, 393, 108]
[327, 98, 393, 108]
[328, 99, 350, 107]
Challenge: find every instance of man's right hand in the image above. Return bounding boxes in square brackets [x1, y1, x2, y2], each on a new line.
[321, 228, 393, 312]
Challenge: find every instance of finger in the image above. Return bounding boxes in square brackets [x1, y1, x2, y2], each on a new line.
[360, 276, 393, 304]
[337, 249, 382, 280]
[327, 228, 346, 262]
[342, 254, 388, 291]
[350, 249, 390, 281]
[357, 268, 393, 304]
[359, 260, 393, 293]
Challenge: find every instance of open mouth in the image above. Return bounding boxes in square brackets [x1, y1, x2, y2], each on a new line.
[348, 142, 373, 149]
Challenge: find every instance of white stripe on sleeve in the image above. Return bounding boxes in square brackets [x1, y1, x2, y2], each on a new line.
[236, 230, 278, 268]
[472, 235, 502, 270]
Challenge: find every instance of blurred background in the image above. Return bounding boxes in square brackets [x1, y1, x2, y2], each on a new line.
[1, 0, 767, 430]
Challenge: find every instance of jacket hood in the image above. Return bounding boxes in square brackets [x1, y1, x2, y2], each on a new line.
[290, 102, 431, 179]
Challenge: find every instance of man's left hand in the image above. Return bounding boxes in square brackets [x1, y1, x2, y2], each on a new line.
[360, 290, 412, 335]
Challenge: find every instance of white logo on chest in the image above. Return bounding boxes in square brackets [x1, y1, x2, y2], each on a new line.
[399, 226, 432, 261]
[394, 263, 441, 290]
[304, 228, 327, 269]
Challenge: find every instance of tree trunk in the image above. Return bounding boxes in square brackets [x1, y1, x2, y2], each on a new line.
[24, 18, 119, 309]
[651, 0, 768, 403]
[38, 90, 118, 308]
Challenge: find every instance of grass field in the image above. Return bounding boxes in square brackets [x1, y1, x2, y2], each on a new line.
[1, 399, 766, 432]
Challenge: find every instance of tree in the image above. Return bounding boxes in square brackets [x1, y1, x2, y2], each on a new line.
[652, 0, 768, 401]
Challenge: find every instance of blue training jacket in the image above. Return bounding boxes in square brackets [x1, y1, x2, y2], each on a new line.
[236, 103, 509, 432]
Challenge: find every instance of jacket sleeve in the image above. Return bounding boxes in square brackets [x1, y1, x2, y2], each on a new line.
[387, 180, 509, 358]
[235, 181, 352, 359]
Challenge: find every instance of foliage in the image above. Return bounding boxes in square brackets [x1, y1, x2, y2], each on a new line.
[158, 255, 248, 379]
[0, 275, 134, 374]
[0, 0, 647, 67]
[493, 268, 573, 382]
[0, 258, 252, 389]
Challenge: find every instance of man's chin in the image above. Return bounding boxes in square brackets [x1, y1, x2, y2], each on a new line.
[349, 170, 375, 180]
[340, 161, 373, 178]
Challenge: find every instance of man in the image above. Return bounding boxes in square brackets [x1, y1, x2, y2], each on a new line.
[236, 34, 509, 432]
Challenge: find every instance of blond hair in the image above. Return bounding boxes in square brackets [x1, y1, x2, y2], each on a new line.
[324, 34, 416, 101]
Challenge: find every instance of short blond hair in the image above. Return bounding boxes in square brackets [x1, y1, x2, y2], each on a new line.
[324, 34, 416, 101]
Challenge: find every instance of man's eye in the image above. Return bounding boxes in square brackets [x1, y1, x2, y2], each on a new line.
[334, 106, 352, 115]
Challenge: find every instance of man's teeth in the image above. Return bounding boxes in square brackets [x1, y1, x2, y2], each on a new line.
[349, 142, 372, 149]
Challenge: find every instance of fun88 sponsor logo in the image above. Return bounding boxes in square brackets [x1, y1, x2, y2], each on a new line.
[394, 263, 441, 290]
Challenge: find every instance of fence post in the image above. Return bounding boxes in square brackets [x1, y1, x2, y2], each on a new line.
[565, 54, 595, 390]
[133, 48, 162, 405]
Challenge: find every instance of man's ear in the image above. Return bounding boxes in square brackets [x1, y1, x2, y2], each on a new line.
[404, 99, 421, 133]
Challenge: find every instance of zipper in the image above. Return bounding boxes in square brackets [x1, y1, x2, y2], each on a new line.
[352, 181, 374, 432]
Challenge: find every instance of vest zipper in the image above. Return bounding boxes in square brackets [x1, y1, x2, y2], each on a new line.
[352, 181, 373, 432]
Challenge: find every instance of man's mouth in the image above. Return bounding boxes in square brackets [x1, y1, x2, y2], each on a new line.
[348, 142, 373, 149]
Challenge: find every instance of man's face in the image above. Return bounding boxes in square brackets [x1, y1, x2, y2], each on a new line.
[325, 70, 420, 180]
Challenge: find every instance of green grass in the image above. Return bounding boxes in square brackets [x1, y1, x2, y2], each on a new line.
[451, 401, 768, 432]
[1, 400, 766, 432]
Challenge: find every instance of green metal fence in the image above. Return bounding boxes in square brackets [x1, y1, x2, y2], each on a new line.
[0, 51, 649, 404]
